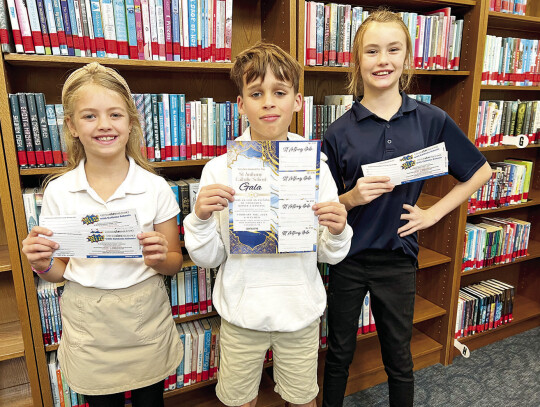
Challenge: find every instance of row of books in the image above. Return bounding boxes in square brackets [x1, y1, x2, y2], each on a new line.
[0, 0, 233, 61]
[475, 99, 540, 147]
[168, 177, 199, 239]
[133, 93, 248, 162]
[456, 279, 515, 339]
[302, 94, 431, 140]
[489, 0, 528, 15]
[165, 266, 216, 319]
[304, 3, 464, 71]
[462, 217, 530, 271]
[482, 36, 540, 86]
[9, 93, 67, 169]
[165, 316, 221, 391]
[38, 278, 63, 346]
[48, 351, 87, 407]
[467, 159, 533, 214]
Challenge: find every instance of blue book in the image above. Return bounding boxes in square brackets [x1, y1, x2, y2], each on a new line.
[171, 272, 178, 317]
[59, 0, 75, 55]
[45, 104, 63, 166]
[220, 103, 226, 154]
[157, 96, 166, 160]
[143, 94, 154, 161]
[171, 0, 180, 61]
[113, 0, 129, 58]
[125, 0, 138, 58]
[66, 0, 80, 56]
[185, 267, 193, 316]
[212, 102, 217, 152]
[178, 94, 186, 160]
[169, 181, 181, 234]
[201, 319, 212, 379]
[151, 94, 161, 161]
[51, 0, 68, 55]
[225, 101, 231, 142]
[90, 0, 107, 57]
[188, 0, 197, 61]
[422, 16, 431, 69]
[192, 266, 198, 314]
[162, 94, 171, 160]
[176, 325, 185, 388]
[36, 289, 48, 343]
[170, 94, 180, 161]
[233, 103, 239, 139]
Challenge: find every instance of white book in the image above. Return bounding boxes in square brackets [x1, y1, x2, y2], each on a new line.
[193, 320, 205, 381]
[177, 270, 186, 318]
[362, 291, 370, 331]
[175, 324, 185, 386]
[47, 352, 61, 406]
[195, 100, 201, 159]
[181, 0, 189, 60]
[100, 0, 118, 58]
[25, 0, 46, 54]
[13, 0, 35, 53]
[224, 0, 232, 61]
[140, 0, 152, 59]
[148, 0, 159, 59]
[187, 322, 198, 382]
[72, 0, 85, 55]
[84, 0, 96, 56]
[162, 93, 171, 160]
[155, 0, 165, 60]
[22, 187, 39, 232]
[181, 322, 192, 385]
[6, 0, 25, 53]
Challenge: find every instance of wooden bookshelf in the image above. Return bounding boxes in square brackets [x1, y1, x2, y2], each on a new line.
[0, 321, 24, 362]
[0, 1, 538, 406]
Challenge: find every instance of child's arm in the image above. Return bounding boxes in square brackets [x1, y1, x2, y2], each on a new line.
[398, 162, 492, 237]
[339, 176, 395, 210]
[138, 217, 183, 276]
[315, 165, 353, 265]
[184, 183, 233, 268]
[22, 226, 67, 283]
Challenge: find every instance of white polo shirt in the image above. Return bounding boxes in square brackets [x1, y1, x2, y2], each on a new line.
[41, 157, 180, 289]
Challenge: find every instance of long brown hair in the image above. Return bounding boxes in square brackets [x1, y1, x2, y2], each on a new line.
[45, 62, 154, 187]
[347, 8, 414, 98]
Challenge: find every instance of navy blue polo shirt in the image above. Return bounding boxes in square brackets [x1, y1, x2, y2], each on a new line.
[322, 92, 486, 261]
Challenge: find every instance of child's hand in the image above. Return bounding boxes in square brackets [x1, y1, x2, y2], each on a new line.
[351, 176, 394, 206]
[398, 204, 438, 237]
[313, 201, 348, 235]
[137, 231, 170, 267]
[194, 184, 235, 220]
[22, 226, 58, 271]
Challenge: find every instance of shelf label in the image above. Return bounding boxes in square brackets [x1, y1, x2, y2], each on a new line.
[454, 339, 470, 358]
[502, 135, 529, 148]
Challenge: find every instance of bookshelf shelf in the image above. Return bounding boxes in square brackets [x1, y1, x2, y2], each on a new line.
[0, 245, 11, 273]
[417, 193, 441, 210]
[173, 311, 219, 324]
[163, 370, 283, 407]
[479, 144, 540, 151]
[20, 160, 210, 176]
[3, 54, 234, 73]
[329, 328, 443, 394]
[457, 295, 540, 346]
[418, 246, 452, 269]
[0, 321, 24, 362]
[0, 383, 33, 407]
[480, 85, 540, 91]
[303, 66, 470, 76]
[467, 189, 540, 216]
[460, 239, 540, 276]
[487, 11, 540, 33]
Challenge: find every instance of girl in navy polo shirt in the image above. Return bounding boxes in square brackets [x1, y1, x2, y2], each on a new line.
[321, 9, 492, 407]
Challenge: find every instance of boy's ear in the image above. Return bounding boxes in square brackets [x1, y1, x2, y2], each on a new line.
[293, 93, 303, 113]
[237, 95, 245, 115]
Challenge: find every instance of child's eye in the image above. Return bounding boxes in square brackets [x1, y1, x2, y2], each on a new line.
[111, 113, 124, 118]
[390, 47, 401, 53]
[82, 114, 95, 119]
[366, 49, 377, 54]
[251, 92, 262, 98]
[275, 91, 286, 96]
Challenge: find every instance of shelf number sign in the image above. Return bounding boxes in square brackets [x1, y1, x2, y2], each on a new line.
[502, 135, 529, 148]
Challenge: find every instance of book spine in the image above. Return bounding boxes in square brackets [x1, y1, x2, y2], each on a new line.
[0, 0, 14, 53]
[6, 0, 24, 53]
[171, 0, 179, 60]
[151, 93, 161, 161]
[162, 93, 171, 160]
[163, 0, 172, 60]
[125, 0, 138, 59]
[90, 0, 106, 56]
[58, 0, 74, 55]
[154, 0, 165, 60]
[157, 94, 166, 159]
[112, 0, 128, 59]
[100, 0, 118, 57]
[28, 0, 48, 54]
[25, 93, 46, 167]
[170, 94, 180, 160]
[133, 0, 144, 59]
[75, 0, 91, 56]
[66, 0, 81, 56]
[9, 94, 28, 168]
[14, 0, 36, 52]
[34, 93, 54, 166]
[83, 0, 96, 56]
[178, 94, 186, 160]
[45, 104, 63, 166]
[140, 0, 151, 59]
[148, 0, 158, 59]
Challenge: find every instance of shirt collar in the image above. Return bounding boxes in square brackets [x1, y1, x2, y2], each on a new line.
[236, 127, 301, 141]
[68, 156, 145, 196]
[352, 91, 418, 122]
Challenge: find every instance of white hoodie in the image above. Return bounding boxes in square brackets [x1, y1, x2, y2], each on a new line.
[184, 129, 353, 332]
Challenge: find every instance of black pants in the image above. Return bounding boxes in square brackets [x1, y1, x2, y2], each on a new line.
[322, 250, 416, 407]
[84, 380, 165, 407]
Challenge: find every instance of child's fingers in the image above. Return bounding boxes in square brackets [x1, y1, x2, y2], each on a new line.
[361, 176, 391, 183]
[28, 226, 53, 237]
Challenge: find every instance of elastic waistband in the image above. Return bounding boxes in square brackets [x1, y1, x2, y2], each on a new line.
[64, 274, 162, 299]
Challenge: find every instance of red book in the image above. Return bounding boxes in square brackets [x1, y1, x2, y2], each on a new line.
[185, 103, 191, 160]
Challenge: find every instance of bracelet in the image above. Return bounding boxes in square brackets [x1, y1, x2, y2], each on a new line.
[31, 258, 54, 274]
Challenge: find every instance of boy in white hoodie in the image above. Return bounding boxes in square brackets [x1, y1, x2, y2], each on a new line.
[184, 42, 353, 407]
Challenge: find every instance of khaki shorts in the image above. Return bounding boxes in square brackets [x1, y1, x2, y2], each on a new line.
[216, 318, 319, 406]
[58, 275, 182, 395]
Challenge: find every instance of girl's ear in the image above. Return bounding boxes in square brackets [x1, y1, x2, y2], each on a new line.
[66, 117, 78, 138]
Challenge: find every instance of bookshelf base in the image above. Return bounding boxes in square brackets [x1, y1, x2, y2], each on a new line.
[316, 328, 443, 402]
[0, 383, 33, 407]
